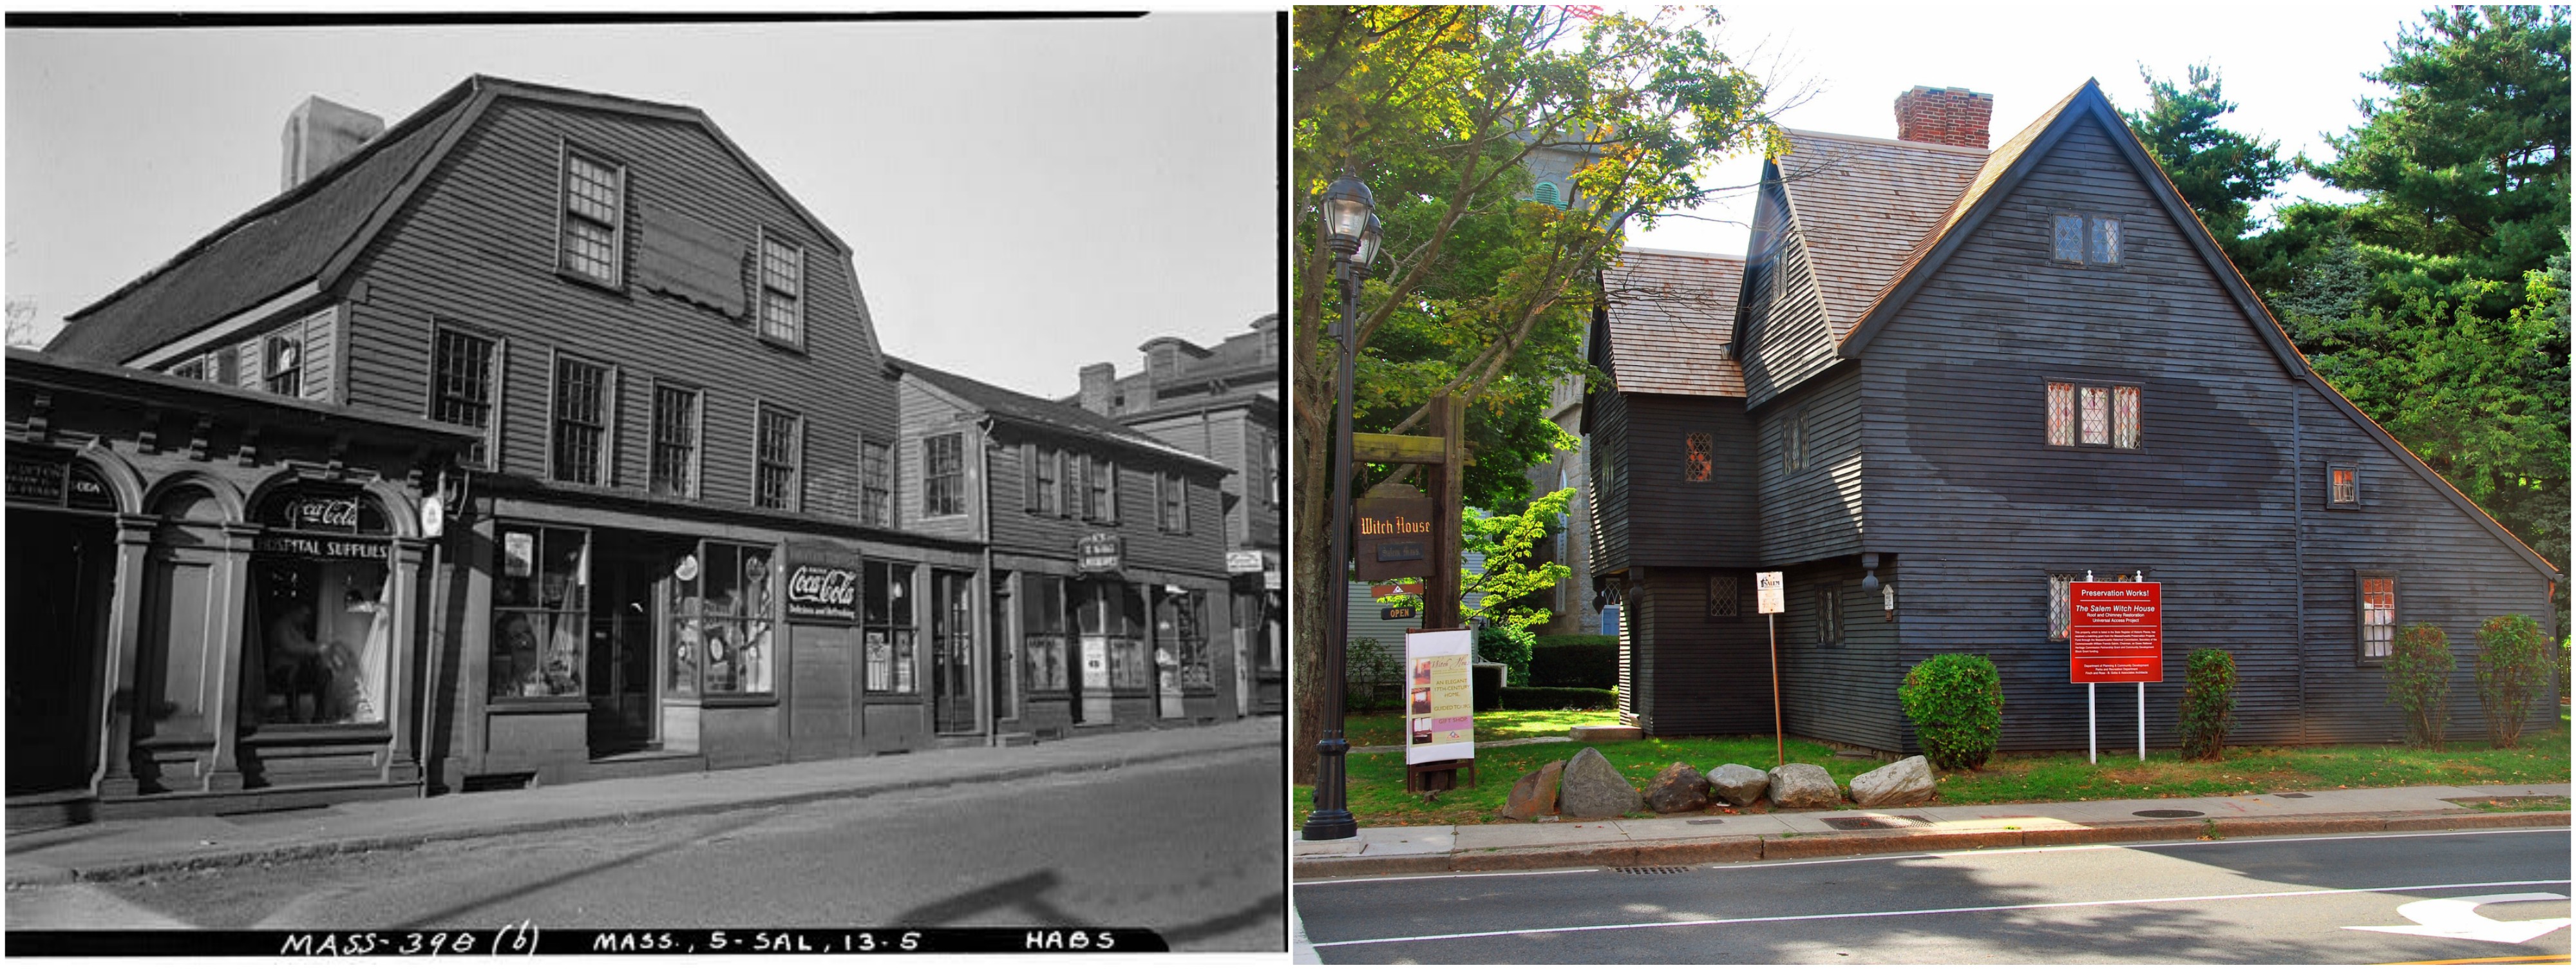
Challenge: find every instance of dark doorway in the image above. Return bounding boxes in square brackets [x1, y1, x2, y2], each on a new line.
[7, 510, 113, 795]
[587, 534, 673, 756]
[931, 571, 976, 735]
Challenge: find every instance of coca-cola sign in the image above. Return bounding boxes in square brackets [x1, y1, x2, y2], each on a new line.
[288, 497, 361, 531]
[785, 564, 860, 622]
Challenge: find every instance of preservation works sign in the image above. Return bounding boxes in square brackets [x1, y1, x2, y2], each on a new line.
[2069, 582, 2163, 683]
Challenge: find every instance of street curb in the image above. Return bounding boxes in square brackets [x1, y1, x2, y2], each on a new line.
[12, 736, 1278, 888]
[1291, 810, 2571, 880]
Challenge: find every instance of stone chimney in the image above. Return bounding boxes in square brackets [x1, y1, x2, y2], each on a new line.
[1893, 86, 1993, 149]
[281, 95, 384, 192]
[1078, 363, 1117, 415]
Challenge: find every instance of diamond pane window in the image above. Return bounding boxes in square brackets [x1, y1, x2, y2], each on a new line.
[2046, 382, 2076, 446]
[560, 150, 624, 285]
[2049, 573, 2078, 641]
[2079, 386, 2110, 446]
[552, 357, 609, 485]
[1685, 432, 1713, 482]
[1782, 410, 1808, 472]
[2112, 385, 2141, 449]
[1707, 573, 1739, 618]
[2053, 214, 2085, 262]
[2088, 217, 2122, 264]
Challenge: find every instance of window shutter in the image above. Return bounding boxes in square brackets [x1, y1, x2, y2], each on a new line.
[237, 337, 263, 390]
[299, 311, 337, 403]
[1058, 451, 1074, 519]
[1104, 461, 1119, 524]
[1153, 472, 1166, 532]
[1021, 442, 1038, 513]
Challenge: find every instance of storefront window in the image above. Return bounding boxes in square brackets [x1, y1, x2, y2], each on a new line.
[668, 542, 776, 696]
[864, 560, 918, 694]
[252, 557, 393, 725]
[1157, 589, 1213, 690]
[491, 526, 588, 700]
[1022, 575, 1070, 693]
[1104, 583, 1150, 691]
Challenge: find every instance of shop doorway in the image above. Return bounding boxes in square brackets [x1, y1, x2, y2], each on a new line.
[586, 535, 672, 756]
[6, 510, 112, 796]
[931, 571, 976, 735]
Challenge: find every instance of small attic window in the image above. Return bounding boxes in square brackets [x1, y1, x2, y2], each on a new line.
[1532, 182, 1560, 208]
[2052, 213, 2121, 265]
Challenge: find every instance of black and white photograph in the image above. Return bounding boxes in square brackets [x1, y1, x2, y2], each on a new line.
[5, 12, 1286, 955]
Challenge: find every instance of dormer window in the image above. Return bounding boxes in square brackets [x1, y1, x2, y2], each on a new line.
[758, 232, 804, 347]
[559, 147, 625, 286]
[264, 330, 304, 397]
[2052, 213, 2121, 265]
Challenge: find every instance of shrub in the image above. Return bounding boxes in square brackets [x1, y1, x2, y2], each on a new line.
[1497, 685, 1616, 710]
[2559, 633, 2571, 700]
[1898, 653, 2003, 770]
[1535, 634, 1620, 651]
[2474, 614, 2549, 748]
[2385, 623, 2454, 747]
[1346, 636, 1400, 712]
[1530, 637, 1618, 689]
[2177, 649, 2237, 760]
[1476, 626, 1537, 687]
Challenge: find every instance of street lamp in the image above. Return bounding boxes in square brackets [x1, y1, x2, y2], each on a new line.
[1303, 173, 1376, 843]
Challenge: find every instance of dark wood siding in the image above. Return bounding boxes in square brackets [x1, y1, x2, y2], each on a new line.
[1738, 180, 1836, 410]
[337, 96, 895, 520]
[985, 424, 1227, 578]
[1629, 567, 1780, 737]
[1758, 365, 1865, 566]
[1622, 395, 1759, 568]
[1770, 559, 1902, 750]
[1585, 389, 1631, 573]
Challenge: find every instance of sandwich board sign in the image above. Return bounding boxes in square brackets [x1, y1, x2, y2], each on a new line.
[2069, 579, 2163, 763]
[1402, 627, 1475, 765]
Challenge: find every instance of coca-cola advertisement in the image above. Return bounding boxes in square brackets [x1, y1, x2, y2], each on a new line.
[782, 541, 864, 623]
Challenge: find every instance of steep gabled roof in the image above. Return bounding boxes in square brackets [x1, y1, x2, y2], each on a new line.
[1598, 247, 1745, 396]
[1772, 128, 1987, 342]
[48, 74, 851, 366]
[1830, 79, 2561, 582]
[887, 356, 1233, 476]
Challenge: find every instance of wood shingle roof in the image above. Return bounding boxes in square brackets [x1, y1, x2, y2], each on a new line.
[1772, 128, 1988, 343]
[1599, 247, 1745, 397]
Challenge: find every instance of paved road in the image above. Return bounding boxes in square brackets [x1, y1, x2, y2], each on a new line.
[8, 748, 1284, 951]
[1297, 827, 2570, 964]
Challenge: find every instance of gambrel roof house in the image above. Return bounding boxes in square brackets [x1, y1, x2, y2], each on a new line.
[1588, 81, 2559, 754]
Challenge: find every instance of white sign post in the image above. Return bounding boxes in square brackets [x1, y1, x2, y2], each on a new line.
[1756, 571, 1785, 768]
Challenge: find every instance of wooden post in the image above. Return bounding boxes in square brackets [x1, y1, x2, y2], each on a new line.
[1425, 394, 1466, 631]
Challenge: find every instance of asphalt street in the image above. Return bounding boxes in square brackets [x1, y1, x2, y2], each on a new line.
[8, 746, 1285, 951]
[1296, 826, 2570, 964]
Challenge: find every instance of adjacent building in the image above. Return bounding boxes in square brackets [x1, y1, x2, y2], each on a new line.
[1585, 82, 2561, 752]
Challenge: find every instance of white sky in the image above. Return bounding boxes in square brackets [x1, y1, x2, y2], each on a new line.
[5, 14, 1278, 399]
[1625, 1, 2431, 256]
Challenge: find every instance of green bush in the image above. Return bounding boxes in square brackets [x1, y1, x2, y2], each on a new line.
[2475, 614, 2548, 748]
[1899, 653, 2003, 770]
[1535, 634, 1619, 650]
[1346, 636, 1400, 712]
[2385, 623, 2454, 747]
[1477, 626, 1537, 687]
[2177, 649, 2237, 761]
[1497, 686, 1616, 710]
[1530, 638, 1618, 689]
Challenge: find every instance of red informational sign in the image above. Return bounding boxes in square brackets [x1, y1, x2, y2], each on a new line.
[2069, 582, 2163, 683]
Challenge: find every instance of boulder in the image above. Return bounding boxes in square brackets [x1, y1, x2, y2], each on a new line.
[1644, 762, 1712, 813]
[1705, 763, 1770, 806]
[1556, 747, 1645, 819]
[1499, 760, 1566, 821]
[1766, 763, 1841, 810]
[1849, 756, 1937, 808]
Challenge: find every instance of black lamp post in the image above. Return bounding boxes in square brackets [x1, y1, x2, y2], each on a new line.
[1303, 173, 1378, 842]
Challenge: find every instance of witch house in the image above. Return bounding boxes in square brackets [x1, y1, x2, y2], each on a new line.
[1587, 82, 2561, 753]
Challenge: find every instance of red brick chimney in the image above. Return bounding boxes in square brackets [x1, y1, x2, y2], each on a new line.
[1893, 86, 1993, 149]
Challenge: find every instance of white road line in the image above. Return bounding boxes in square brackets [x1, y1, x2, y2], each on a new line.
[1296, 826, 2570, 886]
[1308, 879, 2573, 948]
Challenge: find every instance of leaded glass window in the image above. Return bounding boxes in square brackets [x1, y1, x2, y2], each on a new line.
[2053, 214, 2085, 262]
[2080, 385, 2110, 446]
[2112, 385, 2141, 448]
[1685, 432, 1713, 482]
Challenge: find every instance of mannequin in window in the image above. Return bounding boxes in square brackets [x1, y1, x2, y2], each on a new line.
[267, 601, 325, 722]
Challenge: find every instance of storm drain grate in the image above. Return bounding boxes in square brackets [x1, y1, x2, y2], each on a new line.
[1611, 866, 1693, 875]
[2133, 808, 2206, 819]
[1686, 819, 1727, 826]
[1820, 815, 1930, 830]
[2272, 792, 2313, 799]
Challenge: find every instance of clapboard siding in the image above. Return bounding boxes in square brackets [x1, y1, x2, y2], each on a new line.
[984, 427, 1226, 577]
[895, 376, 981, 543]
[1738, 180, 1837, 409]
[1620, 395, 1759, 567]
[1128, 408, 1256, 548]
[338, 95, 895, 519]
[1772, 559, 1903, 750]
[1758, 365, 1865, 565]
[1629, 567, 1779, 736]
[1586, 389, 1632, 573]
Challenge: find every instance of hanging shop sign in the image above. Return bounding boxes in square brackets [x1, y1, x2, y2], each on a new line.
[1227, 550, 1267, 574]
[1264, 568, 1281, 592]
[1077, 532, 1124, 574]
[782, 541, 864, 625]
[5, 453, 116, 511]
[2069, 582, 2163, 683]
[1403, 627, 1475, 765]
[1381, 605, 1418, 622]
[1353, 487, 1436, 582]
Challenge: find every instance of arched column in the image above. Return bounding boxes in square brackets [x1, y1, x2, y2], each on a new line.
[92, 513, 158, 798]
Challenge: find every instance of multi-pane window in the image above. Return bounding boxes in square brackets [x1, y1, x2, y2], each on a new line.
[265, 330, 304, 397]
[1160, 473, 1189, 533]
[491, 526, 589, 699]
[1093, 457, 1116, 523]
[668, 542, 774, 696]
[431, 328, 496, 465]
[864, 560, 918, 694]
[650, 385, 698, 497]
[1034, 448, 1059, 517]
[2053, 213, 2121, 265]
[1708, 573, 1739, 618]
[2359, 573, 2397, 660]
[2329, 464, 2361, 507]
[551, 357, 609, 485]
[213, 346, 240, 386]
[172, 357, 208, 381]
[758, 233, 803, 345]
[2047, 573, 2079, 641]
[755, 404, 800, 511]
[1685, 432, 1714, 482]
[923, 433, 964, 517]
[1021, 574, 1070, 694]
[1815, 582, 1842, 645]
[560, 149, 624, 285]
[1782, 410, 1809, 472]
[2047, 382, 2141, 450]
[860, 439, 893, 526]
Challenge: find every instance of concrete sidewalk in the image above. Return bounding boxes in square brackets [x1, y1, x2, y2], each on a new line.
[1293, 781, 2571, 879]
[6, 716, 1281, 888]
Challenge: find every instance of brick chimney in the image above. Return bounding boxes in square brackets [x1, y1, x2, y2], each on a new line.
[1078, 363, 1117, 415]
[281, 95, 384, 192]
[1893, 86, 1993, 149]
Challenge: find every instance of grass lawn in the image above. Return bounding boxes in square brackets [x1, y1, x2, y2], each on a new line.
[1293, 709, 2572, 830]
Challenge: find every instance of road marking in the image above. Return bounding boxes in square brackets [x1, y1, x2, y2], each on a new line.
[1296, 827, 2570, 886]
[2345, 893, 2571, 944]
[2380, 955, 2575, 965]
[1307, 879, 2573, 948]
